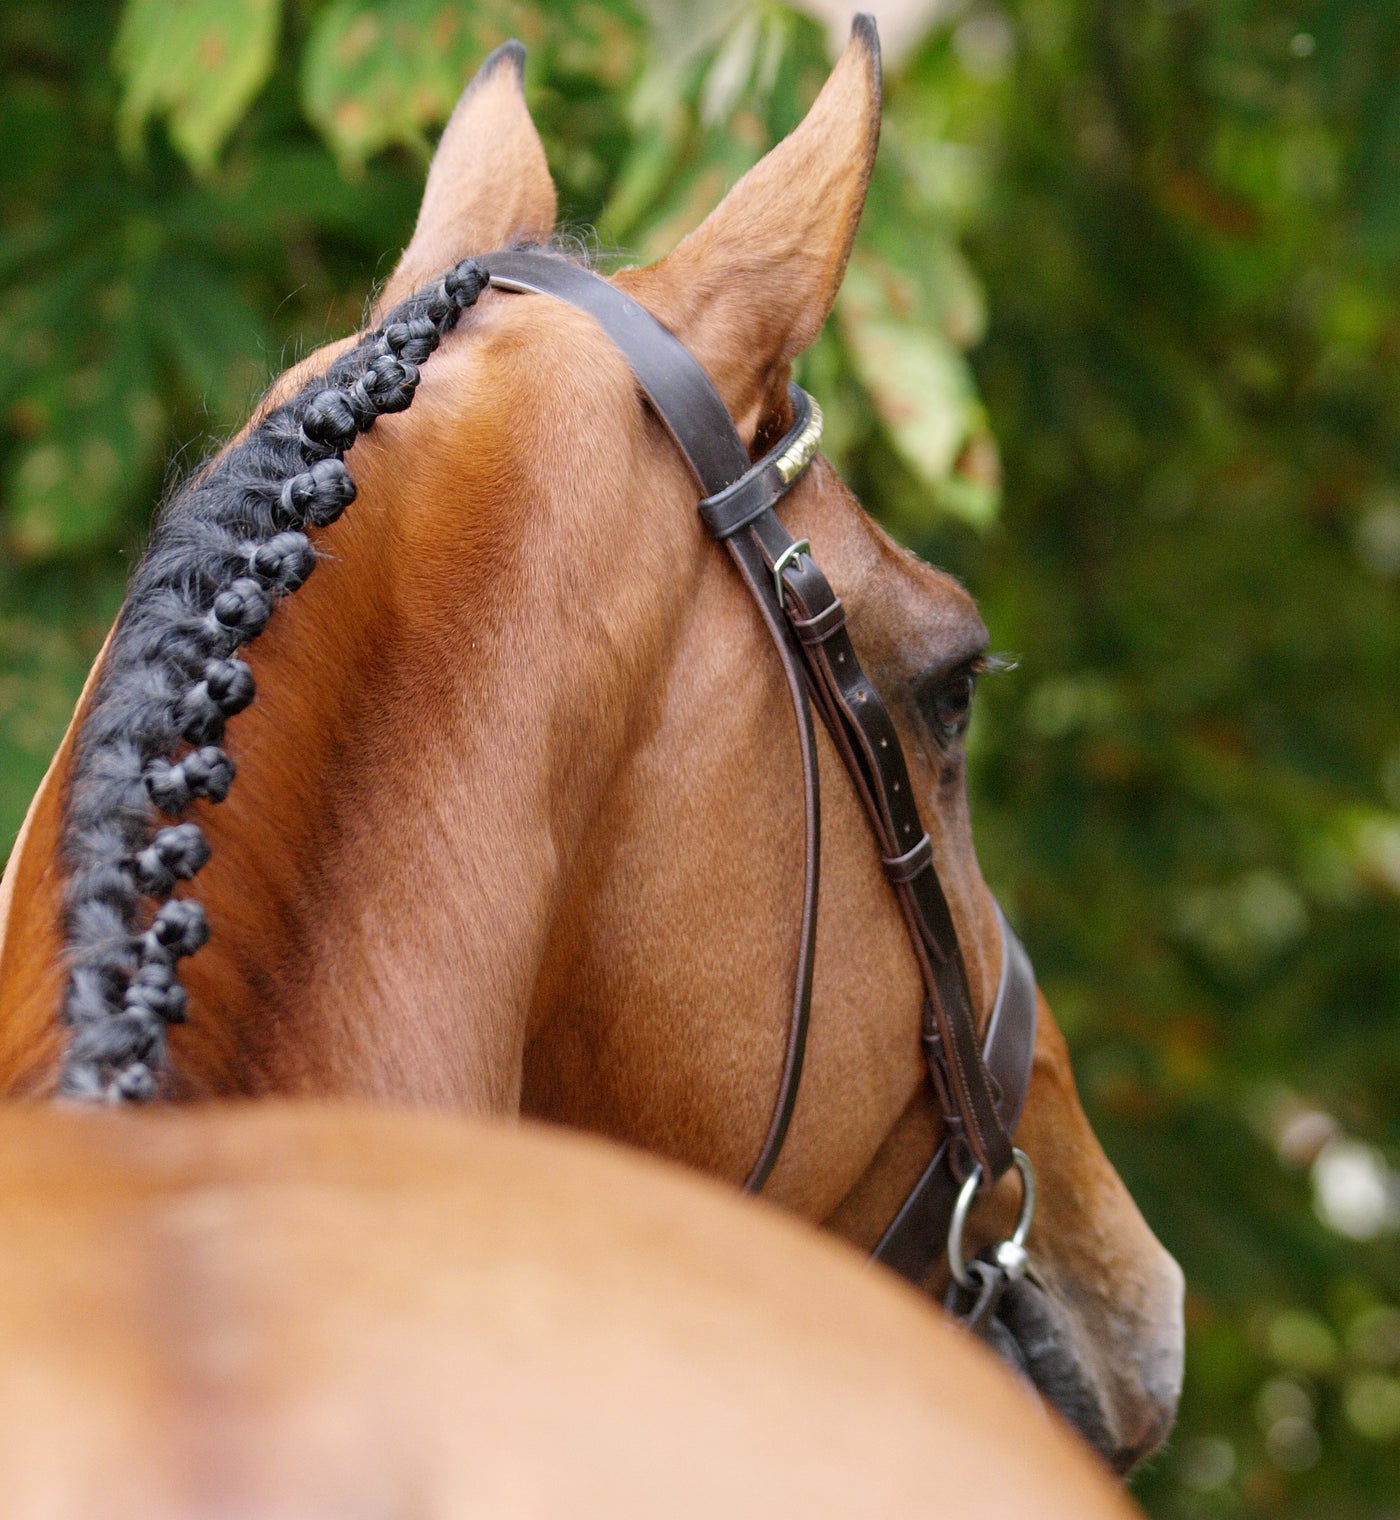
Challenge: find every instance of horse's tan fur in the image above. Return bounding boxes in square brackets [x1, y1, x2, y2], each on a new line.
[0, 1103, 1143, 1520]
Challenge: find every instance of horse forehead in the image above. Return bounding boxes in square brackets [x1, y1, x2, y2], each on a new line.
[833, 515, 988, 670]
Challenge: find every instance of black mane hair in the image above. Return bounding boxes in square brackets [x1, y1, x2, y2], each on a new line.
[56, 258, 491, 1103]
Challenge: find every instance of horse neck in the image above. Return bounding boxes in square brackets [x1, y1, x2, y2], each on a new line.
[0, 312, 694, 1105]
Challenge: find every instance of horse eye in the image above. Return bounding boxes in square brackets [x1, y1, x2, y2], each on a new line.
[922, 671, 976, 740]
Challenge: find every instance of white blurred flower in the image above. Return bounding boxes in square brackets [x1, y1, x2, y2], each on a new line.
[1313, 1138, 1400, 1240]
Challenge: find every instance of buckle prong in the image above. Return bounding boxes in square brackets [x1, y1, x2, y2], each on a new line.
[772, 539, 811, 606]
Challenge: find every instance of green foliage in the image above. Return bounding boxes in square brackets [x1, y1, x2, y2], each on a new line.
[839, 252, 994, 526]
[915, 3, 1400, 1512]
[302, 0, 503, 170]
[2, 3, 1397, 1514]
[114, 0, 281, 174]
[0, 561, 126, 837]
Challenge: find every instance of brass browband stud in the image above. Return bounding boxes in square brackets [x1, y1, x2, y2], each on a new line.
[775, 398, 824, 485]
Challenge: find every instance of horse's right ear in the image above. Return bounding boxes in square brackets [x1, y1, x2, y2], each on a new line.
[373, 42, 557, 315]
[617, 18, 881, 442]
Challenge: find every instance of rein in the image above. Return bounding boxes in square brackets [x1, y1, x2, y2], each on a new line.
[481, 250, 1039, 1296]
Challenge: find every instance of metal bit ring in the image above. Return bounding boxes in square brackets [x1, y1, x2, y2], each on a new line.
[946, 1148, 1036, 1290]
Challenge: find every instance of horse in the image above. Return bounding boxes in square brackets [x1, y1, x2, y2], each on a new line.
[0, 18, 1183, 1470]
[0, 1101, 1144, 1519]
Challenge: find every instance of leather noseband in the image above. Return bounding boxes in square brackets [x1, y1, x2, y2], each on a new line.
[481, 249, 1038, 1291]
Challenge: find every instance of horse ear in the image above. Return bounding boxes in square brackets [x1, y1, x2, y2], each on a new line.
[618, 16, 881, 439]
[374, 41, 557, 315]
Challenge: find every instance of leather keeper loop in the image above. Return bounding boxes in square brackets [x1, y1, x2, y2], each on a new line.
[789, 596, 846, 644]
[698, 385, 819, 540]
[946, 1133, 978, 1187]
[883, 831, 933, 884]
[700, 476, 782, 540]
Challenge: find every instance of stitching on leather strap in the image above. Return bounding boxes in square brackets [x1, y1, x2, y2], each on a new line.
[775, 525, 1014, 1179]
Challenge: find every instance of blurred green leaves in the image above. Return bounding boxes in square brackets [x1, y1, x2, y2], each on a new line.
[5, 345, 162, 559]
[114, 0, 280, 175]
[301, 0, 508, 171]
[950, 2, 1400, 1512]
[8, 1, 995, 574]
[839, 251, 997, 527]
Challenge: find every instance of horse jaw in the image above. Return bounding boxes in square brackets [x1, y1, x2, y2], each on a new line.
[821, 977, 1183, 1470]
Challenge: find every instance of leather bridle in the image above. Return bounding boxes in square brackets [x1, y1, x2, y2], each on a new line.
[480, 249, 1040, 1307]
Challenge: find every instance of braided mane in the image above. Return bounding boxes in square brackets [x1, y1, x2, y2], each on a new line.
[56, 258, 492, 1103]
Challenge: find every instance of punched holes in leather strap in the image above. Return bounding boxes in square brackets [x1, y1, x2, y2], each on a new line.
[883, 831, 933, 884]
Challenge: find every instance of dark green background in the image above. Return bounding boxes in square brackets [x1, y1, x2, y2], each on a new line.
[3, 3, 1398, 1513]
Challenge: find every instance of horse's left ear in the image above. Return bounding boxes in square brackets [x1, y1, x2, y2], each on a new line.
[618, 16, 881, 440]
[374, 41, 557, 315]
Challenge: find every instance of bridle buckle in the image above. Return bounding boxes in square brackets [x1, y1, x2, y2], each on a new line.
[771, 539, 810, 606]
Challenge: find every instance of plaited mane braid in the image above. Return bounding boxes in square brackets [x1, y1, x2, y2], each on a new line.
[56, 259, 491, 1104]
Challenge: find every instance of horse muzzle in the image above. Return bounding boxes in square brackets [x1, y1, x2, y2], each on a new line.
[982, 1261, 1185, 1475]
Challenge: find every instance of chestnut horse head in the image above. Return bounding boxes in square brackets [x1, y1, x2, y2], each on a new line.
[0, 22, 1182, 1468]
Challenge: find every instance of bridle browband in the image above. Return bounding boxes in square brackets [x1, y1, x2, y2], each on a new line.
[482, 250, 1039, 1299]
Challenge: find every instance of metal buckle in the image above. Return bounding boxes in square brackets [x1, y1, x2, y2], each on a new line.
[771, 539, 811, 606]
[946, 1147, 1036, 1289]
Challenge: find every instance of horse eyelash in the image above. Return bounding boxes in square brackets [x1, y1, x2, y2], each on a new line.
[916, 652, 1017, 693]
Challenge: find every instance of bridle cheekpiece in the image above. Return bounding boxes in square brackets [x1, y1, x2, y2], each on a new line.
[481, 249, 1040, 1312]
